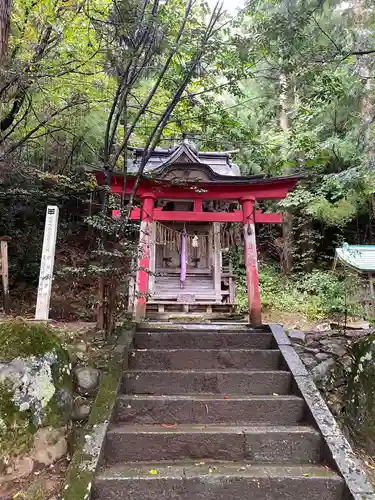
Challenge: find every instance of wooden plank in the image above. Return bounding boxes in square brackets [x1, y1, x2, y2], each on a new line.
[149, 221, 156, 296]
[128, 274, 135, 313]
[208, 225, 214, 272]
[150, 300, 221, 305]
[213, 222, 222, 303]
[35, 206, 59, 321]
[229, 258, 235, 304]
[0, 238, 10, 314]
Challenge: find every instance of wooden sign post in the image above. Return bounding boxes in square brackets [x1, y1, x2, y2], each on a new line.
[0, 237, 10, 313]
[35, 206, 59, 321]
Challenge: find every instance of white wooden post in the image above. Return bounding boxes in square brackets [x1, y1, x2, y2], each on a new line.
[35, 206, 59, 321]
[0, 237, 10, 313]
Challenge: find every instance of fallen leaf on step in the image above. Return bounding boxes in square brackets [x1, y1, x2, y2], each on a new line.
[303, 474, 309, 477]
[161, 424, 177, 428]
[223, 396, 230, 399]
[149, 469, 158, 475]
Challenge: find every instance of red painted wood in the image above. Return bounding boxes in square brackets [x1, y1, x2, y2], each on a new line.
[134, 196, 154, 321]
[194, 199, 203, 212]
[254, 211, 282, 224]
[97, 173, 298, 201]
[241, 198, 262, 326]
[112, 209, 282, 224]
[110, 184, 294, 200]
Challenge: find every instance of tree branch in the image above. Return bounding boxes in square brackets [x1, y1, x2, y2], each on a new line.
[0, 99, 87, 160]
[122, 1, 224, 222]
[111, 0, 194, 169]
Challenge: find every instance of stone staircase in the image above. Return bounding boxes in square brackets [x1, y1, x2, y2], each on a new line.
[92, 323, 347, 500]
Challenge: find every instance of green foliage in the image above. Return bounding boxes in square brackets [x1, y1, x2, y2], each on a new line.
[0, 168, 94, 286]
[236, 262, 362, 320]
[0, 319, 67, 361]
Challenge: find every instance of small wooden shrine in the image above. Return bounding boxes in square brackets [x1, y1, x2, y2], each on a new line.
[96, 138, 301, 323]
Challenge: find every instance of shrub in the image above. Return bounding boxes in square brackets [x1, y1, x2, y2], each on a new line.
[235, 262, 362, 320]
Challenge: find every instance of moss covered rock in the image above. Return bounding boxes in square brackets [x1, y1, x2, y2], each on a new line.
[0, 320, 73, 457]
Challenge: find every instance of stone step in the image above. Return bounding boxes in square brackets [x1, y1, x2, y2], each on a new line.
[134, 331, 273, 350]
[94, 463, 345, 500]
[104, 424, 321, 464]
[136, 323, 260, 332]
[114, 394, 305, 425]
[129, 349, 281, 371]
[123, 370, 291, 395]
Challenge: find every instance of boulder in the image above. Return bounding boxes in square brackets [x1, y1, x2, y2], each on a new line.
[315, 352, 330, 362]
[4, 456, 34, 480]
[71, 401, 91, 421]
[318, 340, 347, 357]
[288, 330, 306, 343]
[305, 347, 320, 355]
[74, 367, 100, 395]
[301, 355, 318, 369]
[32, 427, 67, 466]
[311, 358, 335, 382]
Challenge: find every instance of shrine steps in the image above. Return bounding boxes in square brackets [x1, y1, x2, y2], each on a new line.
[129, 348, 281, 370]
[94, 463, 343, 500]
[146, 303, 233, 319]
[114, 394, 305, 425]
[149, 274, 228, 318]
[92, 323, 350, 500]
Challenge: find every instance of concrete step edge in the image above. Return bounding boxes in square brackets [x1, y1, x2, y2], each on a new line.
[96, 462, 342, 481]
[107, 424, 320, 435]
[136, 330, 269, 335]
[116, 394, 303, 401]
[124, 369, 287, 375]
[131, 348, 280, 353]
[137, 323, 266, 331]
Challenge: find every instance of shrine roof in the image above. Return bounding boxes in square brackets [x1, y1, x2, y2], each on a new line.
[87, 164, 303, 186]
[85, 139, 305, 187]
[128, 140, 241, 177]
[334, 243, 375, 273]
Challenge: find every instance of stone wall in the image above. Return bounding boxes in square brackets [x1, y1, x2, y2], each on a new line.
[288, 326, 375, 447]
[288, 327, 371, 383]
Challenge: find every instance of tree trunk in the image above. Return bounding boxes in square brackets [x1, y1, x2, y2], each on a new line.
[97, 277, 105, 330]
[282, 212, 293, 273]
[352, 0, 374, 162]
[279, 72, 293, 274]
[0, 0, 11, 64]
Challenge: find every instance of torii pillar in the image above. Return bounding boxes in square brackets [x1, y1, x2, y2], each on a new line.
[134, 194, 155, 321]
[241, 196, 261, 325]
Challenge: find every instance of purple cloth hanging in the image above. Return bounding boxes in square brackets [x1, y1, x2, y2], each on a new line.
[180, 228, 187, 284]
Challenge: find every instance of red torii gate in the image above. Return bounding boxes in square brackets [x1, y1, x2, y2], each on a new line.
[104, 173, 300, 324]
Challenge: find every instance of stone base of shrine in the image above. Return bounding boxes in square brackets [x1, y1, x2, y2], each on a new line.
[146, 302, 236, 320]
